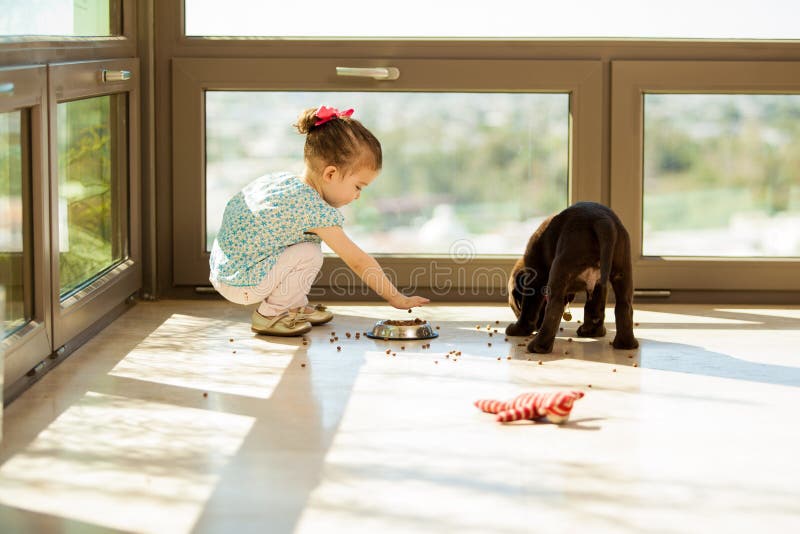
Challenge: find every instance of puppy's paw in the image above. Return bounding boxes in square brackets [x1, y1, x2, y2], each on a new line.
[577, 322, 607, 338]
[527, 335, 554, 354]
[612, 334, 639, 350]
[506, 322, 532, 337]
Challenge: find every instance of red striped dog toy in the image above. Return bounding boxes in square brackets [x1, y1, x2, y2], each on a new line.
[475, 390, 585, 423]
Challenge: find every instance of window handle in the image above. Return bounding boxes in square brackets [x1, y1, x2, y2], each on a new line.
[0, 82, 14, 95]
[336, 67, 400, 81]
[102, 69, 132, 83]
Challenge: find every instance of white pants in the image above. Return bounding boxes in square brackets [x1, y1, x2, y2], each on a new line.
[211, 242, 323, 316]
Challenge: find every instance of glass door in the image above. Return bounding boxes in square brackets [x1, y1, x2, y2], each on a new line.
[0, 66, 52, 392]
[611, 60, 800, 291]
[48, 59, 141, 349]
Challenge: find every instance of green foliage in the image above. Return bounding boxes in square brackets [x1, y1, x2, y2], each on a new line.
[644, 94, 800, 230]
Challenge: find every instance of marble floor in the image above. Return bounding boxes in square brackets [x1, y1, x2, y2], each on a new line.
[0, 300, 799, 533]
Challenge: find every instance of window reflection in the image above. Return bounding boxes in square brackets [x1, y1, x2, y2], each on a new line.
[0, 110, 28, 337]
[57, 95, 125, 296]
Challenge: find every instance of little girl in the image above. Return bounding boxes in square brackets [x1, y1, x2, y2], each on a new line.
[209, 105, 430, 336]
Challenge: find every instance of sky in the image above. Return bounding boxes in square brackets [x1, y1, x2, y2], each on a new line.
[2, 0, 797, 39]
[184, 0, 800, 39]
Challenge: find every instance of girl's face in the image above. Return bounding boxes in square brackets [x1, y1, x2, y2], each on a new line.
[320, 165, 379, 208]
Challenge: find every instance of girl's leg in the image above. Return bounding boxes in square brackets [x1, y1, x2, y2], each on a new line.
[210, 278, 261, 306]
[254, 242, 323, 317]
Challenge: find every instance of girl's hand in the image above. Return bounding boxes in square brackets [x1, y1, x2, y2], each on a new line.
[390, 295, 430, 310]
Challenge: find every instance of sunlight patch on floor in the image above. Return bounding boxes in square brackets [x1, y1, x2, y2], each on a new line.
[109, 313, 296, 399]
[0, 391, 254, 534]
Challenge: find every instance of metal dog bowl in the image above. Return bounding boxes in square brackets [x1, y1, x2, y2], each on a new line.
[365, 319, 439, 340]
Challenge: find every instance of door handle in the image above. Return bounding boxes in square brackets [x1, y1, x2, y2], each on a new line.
[102, 69, 132, 83]
[336, 67, 400, 81]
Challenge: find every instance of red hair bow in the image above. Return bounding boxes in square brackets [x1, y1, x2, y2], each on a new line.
[314, 105, 354, 126]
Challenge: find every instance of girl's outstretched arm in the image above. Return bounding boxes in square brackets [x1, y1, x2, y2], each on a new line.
[309, 226, 430, 309]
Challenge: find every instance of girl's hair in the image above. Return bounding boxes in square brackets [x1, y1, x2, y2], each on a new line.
[294, 107, 382, 175]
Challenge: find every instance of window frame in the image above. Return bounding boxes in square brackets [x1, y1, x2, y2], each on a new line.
[170, 57, 603, 293]
[0, 65, 53, 388]
[610, 60, 800, 291]
[0, 1, 135, 65]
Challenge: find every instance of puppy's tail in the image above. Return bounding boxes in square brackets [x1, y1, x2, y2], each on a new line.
[593, 217, 618, 287]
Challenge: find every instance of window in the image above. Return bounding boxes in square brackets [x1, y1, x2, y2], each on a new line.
[611, 60, 800, 291]
[0, 0, 119, 37]
[185, 0, 799, 39]
[643, 94, 800, 258]
[205, 91, 569, 255]
[48, 58, 140, 351]
[171, 58, 602, 286]
[57, 95, 127, 296]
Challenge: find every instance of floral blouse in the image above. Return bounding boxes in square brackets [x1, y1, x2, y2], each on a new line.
[209, 172, 343, 287]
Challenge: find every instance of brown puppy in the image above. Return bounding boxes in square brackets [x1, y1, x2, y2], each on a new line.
[506, 201, 639, 354]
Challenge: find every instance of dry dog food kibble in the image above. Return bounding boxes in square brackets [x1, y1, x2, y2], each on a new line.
[385, 318, 426, 326]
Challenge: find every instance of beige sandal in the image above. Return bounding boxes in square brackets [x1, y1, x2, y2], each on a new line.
[292, 304, 334, 326]
[251, 310, 312, 336]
